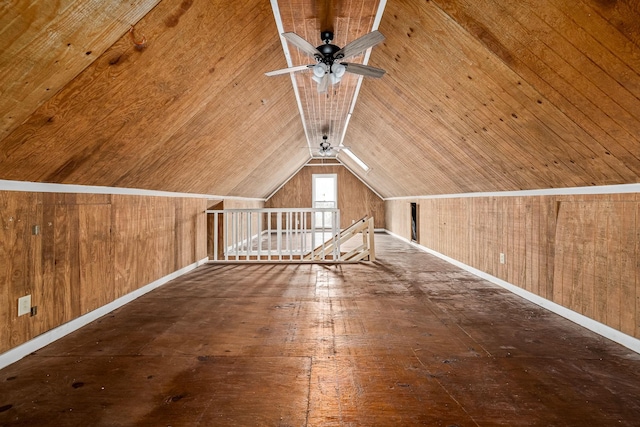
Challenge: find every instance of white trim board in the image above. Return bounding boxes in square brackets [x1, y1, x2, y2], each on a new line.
[0, 257, 209, 371]
[269, 0, 312, 156]
[385, 230, 640, 355]
[0, 179, 266, 202]
[304, 162, 342, 166]
[384, 183, 640, 201]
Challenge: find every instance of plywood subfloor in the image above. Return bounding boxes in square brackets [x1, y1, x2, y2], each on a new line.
[1, 234, 639, 426]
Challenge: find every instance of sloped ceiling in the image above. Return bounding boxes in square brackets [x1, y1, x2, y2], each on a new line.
[1, 0, 639, 199]
[344, 0, 640, 197]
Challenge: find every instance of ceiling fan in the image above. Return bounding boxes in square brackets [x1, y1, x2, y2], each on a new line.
[265, 30, 386, 93]
[317, 135, 347, 157]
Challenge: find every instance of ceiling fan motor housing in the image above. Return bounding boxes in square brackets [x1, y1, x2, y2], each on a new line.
[316, 31, 342, 65]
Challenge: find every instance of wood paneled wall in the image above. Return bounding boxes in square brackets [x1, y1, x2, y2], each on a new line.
[266, 165, 385, 229]
[386, 194, 639, 339]
[0, 191, 207, 354]
[221, 199, 265, 210]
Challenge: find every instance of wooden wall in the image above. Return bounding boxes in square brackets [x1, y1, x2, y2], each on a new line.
[221, 199, 265, 210]
[266, 165, 385, 229]
[386, 194, 639, 339]
[0, 191, 207, 354]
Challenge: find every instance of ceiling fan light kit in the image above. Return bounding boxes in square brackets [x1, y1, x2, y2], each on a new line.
[330, 63, 346, 84]
[312, 63, 328, 82]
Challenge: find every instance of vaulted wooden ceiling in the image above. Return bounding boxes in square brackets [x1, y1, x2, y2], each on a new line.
[1, 0, 639, 199]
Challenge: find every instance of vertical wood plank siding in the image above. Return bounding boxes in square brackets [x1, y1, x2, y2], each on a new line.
[0, 191, 207, 354]
[266, 165, 385, 229]
[386, 194, 639, 339]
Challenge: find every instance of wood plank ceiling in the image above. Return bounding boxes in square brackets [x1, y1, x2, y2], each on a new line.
[347, 0, 640, 197]
[0, 0, 639, 198]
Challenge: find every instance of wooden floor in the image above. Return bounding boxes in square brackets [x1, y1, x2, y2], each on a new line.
[1, 234, 640, 426]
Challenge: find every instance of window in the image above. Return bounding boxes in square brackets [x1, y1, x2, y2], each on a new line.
[312, 174, 337, 228]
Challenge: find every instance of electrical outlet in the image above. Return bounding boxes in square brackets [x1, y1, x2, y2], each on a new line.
[18, 295, 31, 317]
[500, 253, 505, 264]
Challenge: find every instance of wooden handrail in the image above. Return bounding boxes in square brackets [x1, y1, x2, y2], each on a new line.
[304, 216, 375, 262]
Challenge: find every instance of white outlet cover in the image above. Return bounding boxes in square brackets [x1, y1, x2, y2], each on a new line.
[499, 253, 506, 264]
[18, 295, 31, 316]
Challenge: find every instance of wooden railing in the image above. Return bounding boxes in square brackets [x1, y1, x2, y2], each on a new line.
[206, 209, 375, 263]
[206, 208, 340, 262]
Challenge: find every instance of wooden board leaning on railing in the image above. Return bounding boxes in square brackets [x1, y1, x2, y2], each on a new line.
[304, 216, 375, 262]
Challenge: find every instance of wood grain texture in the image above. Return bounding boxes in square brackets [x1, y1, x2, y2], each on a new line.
[0, 0, 307, 198]
[342, 0, 640, 197]
[0, 0, 161, 140]
[174, 198, 207, 270]
[0, 192, 33, 349]
[79, 203, 113, 314]
[52, 202, 81, 326]
[2, 234, 640, 425]
[0, 191, 207, 354]
[387, 199, 414, 241]
[266, 164, 385, 229]
[1, 0, 640, 199]
[637, 194, 640, 338]
[387, 192, 640, 339]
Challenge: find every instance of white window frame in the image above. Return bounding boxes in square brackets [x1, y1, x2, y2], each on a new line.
[312, 173, 338, 229]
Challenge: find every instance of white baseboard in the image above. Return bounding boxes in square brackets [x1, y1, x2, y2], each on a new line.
[0, 257, 209, 371]
[384, 230, 640, 355]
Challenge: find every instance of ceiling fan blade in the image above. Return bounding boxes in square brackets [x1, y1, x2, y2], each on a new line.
[282, 32, 322, 58]
[342, 62, 386, 78]
[334, 30, 385, 60]
[265, 64, 313, 77]
[317, 73, 329, 93]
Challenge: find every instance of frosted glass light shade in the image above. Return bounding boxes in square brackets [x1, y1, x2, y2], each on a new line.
[313, 63, 327, 78]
